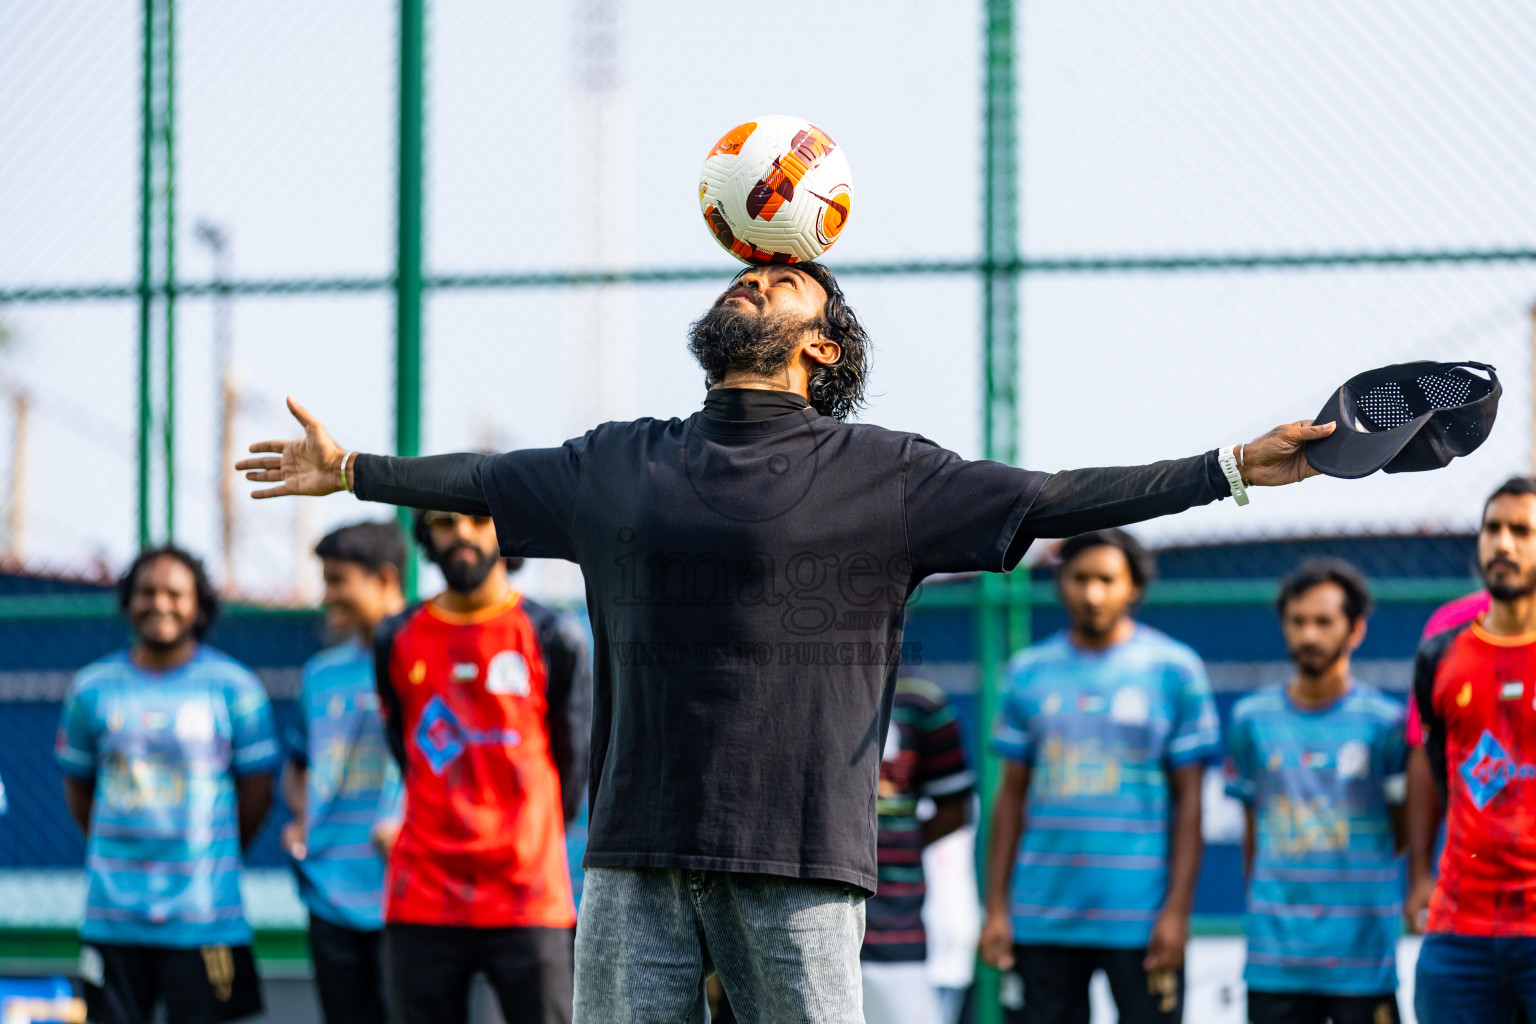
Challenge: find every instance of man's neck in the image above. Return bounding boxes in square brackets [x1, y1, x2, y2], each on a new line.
[1069, 617, 1136, 651]
[130, 639, 198, 672]
[1483, 592, 1536, 636]
[718, 364, 810, 399]
[1289, 661, 1351, 709]
[357, 602, 406, 647]
[435, 570, 511, 615]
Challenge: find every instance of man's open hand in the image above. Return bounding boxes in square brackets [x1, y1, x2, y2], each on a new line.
[235, 397, 348, 498]
[1240, 419, 1336, 487]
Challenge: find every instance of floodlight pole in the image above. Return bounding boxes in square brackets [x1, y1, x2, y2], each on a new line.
[395, 0, 425, 599]
[977, 1, 1022, 1022]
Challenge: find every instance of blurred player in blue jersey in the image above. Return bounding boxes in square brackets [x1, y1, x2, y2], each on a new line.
[281, 521, 407, 1024]
[1226, 560, 1406, 1024]
[56, 546, 278, 1024]
[981, 530, 1220, 1024]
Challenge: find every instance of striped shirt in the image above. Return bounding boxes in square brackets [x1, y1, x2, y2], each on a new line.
[55, 647, 279, 947]
[286, 641, 403, 932]
[992, 626, 1220, 948]
[862, 677, 974, 963]
[1226, 683, 1406, 995]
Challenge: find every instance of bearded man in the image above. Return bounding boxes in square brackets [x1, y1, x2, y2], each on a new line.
[240, 262, 1333, 1023]
[372, 509, 592, 1024]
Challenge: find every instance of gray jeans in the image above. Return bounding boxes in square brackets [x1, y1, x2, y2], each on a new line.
[573, 867, 866, 1024]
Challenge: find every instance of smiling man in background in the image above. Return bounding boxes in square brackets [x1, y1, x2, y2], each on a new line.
[56, 546, 278, 1024]
[282, 521, 407, 1024]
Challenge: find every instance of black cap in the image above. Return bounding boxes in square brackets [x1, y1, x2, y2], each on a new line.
[1304, 361, 1500, 480]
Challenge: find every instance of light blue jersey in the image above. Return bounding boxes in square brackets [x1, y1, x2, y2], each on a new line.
[992, 626, 1221, 948]
[286, 641, 402, 931]
[1226, 682, 1407, 996]
[55, 647, 279, 947]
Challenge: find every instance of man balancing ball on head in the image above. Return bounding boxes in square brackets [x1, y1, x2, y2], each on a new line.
[239, 261, 1332, 1024]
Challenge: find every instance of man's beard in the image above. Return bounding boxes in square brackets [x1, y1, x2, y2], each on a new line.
[687, 303, 816, 385]
[435, 544, 499, 593]
[1289, 638, 1349, 677]
[1482, 558, 1536, 602]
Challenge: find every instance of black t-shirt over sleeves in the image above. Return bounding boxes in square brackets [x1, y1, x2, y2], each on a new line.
[481, 438, 589, 561]
[902, 436, 1049, 578]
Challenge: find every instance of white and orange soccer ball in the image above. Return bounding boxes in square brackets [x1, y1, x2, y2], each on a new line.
[698, 115, 853, 265]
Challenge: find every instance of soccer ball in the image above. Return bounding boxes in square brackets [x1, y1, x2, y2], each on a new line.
[698, 115, 853, 266]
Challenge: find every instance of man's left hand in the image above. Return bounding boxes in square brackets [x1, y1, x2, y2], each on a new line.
[1240, 419, 1337, 487]
[1143, 909, 1188, 973]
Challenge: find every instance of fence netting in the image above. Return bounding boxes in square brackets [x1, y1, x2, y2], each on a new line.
[1, 0, 1535, 951]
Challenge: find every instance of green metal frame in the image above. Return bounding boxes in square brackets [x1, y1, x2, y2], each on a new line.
[977, 2, 1019, 1018]
[136, 0, 175, 547]
[396, 0, 425, 599]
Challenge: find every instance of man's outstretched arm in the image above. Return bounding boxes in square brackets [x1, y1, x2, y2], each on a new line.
[1016, 419, 1336, 543]
[237, 397, 490, 512]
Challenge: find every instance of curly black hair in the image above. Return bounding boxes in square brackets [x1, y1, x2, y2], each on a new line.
[116, 545, 220, 640]
[791, 262, 871, 421]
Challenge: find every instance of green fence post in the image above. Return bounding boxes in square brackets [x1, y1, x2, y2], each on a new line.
[395, 0, 425, 599]
[137, 0, 173, 550]
[162, 0, 177, 541]
[136, 0, 155, 550]
[978, 0, 1020, 1021]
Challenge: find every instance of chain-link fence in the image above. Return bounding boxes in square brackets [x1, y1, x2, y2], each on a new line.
[3, 2, 1536, 1013]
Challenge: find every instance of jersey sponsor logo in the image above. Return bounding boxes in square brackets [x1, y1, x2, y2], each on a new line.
[414, 695, 522, 775]
[1337, 739, 1369, 780]
[1501, 680, 1525, 701]
[485, 651, 531, 696]
[1459, 730, 1536, 810]
[174, 702, 214, 742]
[1110, 686, 1150, 726]
[451, 662, 479, 682]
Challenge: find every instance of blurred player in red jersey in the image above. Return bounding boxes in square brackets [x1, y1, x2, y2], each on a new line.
[1407, 477, 1536, 1023]
[375, 510, 592, 1024]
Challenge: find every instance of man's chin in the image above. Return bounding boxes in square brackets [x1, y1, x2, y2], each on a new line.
[1488, 581, 1536, 602]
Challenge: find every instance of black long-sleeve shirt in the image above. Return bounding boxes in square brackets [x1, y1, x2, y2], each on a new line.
[353, 388, 1231, 547]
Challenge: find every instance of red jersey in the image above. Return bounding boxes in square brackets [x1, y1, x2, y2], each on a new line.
[1407, 590, 1491, 746]
[1414, 618, 1536, 936]
[375, 594, 582, 929]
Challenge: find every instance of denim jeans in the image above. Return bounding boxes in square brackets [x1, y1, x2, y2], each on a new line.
[573, 867, 866, 1024]
[1414, 933, 1536, 1024]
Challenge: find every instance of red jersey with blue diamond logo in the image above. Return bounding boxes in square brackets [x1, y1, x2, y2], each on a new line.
[1415, 619, 1536, 936]
[377, 595, 575, 928]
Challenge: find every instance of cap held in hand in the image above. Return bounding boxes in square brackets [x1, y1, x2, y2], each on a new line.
[1304, 361, 1500, 480]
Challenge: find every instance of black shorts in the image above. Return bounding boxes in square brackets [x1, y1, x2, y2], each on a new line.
[384, 923, 574, 1024]
[79, 941, 263, 1024]
[1247, 989, 1401, 1024]
[1006, 944, 1184, 1024]
[308, 915, 387, 1024]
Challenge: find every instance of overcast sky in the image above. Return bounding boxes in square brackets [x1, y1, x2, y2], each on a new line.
[3, 0, 1535, 601]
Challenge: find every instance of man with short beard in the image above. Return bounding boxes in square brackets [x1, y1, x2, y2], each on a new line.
[1226, 560, 1406, 1024]
[1408, 476, 1536, 1023]
[56, 546, 277, 1024]
[240, 262, 1334, 1023]
[981, 530, 1218, 1024]
[372, 510, 591, 1024]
